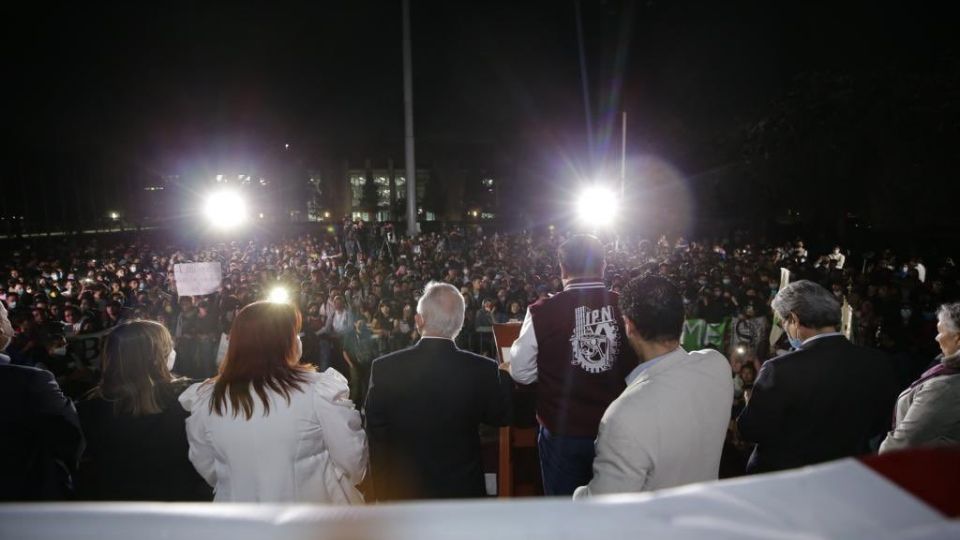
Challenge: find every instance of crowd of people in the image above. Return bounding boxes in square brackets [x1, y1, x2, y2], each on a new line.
[1, 221, 958, 502]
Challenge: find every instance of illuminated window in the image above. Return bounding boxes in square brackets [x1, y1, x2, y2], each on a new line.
[350, 175, 368, 208]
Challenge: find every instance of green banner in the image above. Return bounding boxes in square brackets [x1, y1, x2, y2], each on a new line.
[681, 318, 729, 351]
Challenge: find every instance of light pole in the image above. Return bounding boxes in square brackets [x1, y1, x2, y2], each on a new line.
[402, 0, 417, 238]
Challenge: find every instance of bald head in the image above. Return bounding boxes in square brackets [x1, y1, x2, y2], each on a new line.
[416, 281, 466, 339]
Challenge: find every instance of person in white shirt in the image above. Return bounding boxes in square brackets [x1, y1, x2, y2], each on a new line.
[180, 300, 366, 503]
[321, 295, 355, 336]
[827, 246, 846, 270]
[574, 275, 733, 498]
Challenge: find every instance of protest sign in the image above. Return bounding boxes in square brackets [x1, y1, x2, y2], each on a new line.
[65, 328, 111, 369]
[174, 262, 223, 297]
[779, 267, 791, 291]
[681, 318, 729, 351]
[841, 299, 854, 341]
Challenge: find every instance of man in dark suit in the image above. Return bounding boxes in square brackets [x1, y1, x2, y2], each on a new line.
[738, 280, 899, 474]
[1, 301, 85, 500]
[365, 281, 510, 501]
[2, 374, 83, 502]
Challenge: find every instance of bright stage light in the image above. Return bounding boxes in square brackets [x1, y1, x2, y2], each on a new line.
[736, 345, 747, 356]
[577, 185, 619, 227]
[267, 286, 291, 304]
[204, 190, 247, 229]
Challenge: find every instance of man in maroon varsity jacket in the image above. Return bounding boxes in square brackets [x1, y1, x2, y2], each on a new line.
[508, 235, 638, 495]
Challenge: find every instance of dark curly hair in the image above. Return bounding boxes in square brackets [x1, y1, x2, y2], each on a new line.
[619, 275, 684, 342]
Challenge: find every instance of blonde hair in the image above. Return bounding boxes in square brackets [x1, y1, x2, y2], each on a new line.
[96, 320, 176, 416]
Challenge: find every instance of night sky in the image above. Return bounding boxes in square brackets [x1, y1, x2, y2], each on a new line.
[4, 0, 958, 234]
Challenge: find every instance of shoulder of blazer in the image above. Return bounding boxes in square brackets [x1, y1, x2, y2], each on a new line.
[370, 345, 418, 370]
[762, 347, 805, 369]
[455, 349, 499, 370]
[0, 362, 54, 379]
[915, 372, 960, 395]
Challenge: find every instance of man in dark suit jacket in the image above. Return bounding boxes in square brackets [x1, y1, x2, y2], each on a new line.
[738, 280, 899, 474]
[365, 281, 510, 501]
[0, 363, 85, 500]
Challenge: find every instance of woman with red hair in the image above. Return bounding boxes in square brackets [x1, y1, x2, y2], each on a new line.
[180, 301, 366, 503]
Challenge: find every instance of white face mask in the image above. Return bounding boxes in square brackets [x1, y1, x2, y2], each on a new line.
[166, 349, 177, 371]
[294, 335, 303, 361]
[52, 346, 68, 356]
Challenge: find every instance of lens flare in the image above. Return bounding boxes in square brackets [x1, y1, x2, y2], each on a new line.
[267, 286, 291, 304]
[577, 185, 619, 227]
[204, 190, 247, 229]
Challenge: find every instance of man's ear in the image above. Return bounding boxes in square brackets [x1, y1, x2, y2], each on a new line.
[622, 315, 636, 339]
[414, 313, 424, 329]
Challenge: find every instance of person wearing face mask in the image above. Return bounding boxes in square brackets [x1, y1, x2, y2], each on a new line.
[0, 301, 85, 501]
[880, 302, 960, 453]
[76, 320, 208, 501]
[180, 301, 366, 503]
[4, 292, 19, 312]
[737, 280, 899, 474]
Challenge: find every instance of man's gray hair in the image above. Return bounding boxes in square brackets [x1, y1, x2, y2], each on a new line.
[416, 281, 466, 339]
[771, 279, 841, 329]
[937, 302, 960, 333]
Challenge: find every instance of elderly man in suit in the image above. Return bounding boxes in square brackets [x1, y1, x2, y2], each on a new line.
[738, 280, 899, 474]
[573, 276, 733, 498]
[365, 281, 510, 501]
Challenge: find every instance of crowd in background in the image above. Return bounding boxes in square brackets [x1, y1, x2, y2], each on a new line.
[4, 224, 953, 391]
[1, 221, 958, 499]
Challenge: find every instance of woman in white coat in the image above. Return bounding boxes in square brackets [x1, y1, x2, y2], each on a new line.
[180, 300, 367, 503]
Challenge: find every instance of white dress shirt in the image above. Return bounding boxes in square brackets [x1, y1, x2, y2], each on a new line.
[508, 309, 539, 384]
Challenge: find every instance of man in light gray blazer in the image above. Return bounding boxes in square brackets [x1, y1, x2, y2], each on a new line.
[573, 276, 733, 498]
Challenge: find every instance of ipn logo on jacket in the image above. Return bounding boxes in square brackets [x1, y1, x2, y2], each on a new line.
[570, 305, 619, 373]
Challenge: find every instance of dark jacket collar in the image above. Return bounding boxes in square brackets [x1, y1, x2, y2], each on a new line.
[800, 333, 847, 350]
[415, 336, 459, 350]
